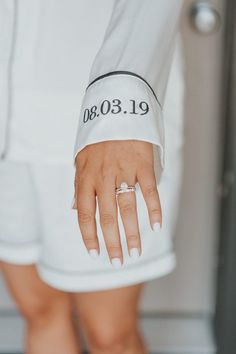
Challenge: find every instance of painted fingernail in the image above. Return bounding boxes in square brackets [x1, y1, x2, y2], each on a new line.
[152, 222, 161, 232]
[111, 258, 122, 269]
[129, 248, 140, 259]
[89, 249, 99, 259]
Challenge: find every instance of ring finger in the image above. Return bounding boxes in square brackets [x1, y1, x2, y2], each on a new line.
[116, 176, 141, 259]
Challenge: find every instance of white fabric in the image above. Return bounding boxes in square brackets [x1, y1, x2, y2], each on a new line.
[0, 0, 183, 180]
[0, 36, 185, 290]
[0, 1, 186, 291]
[74, 0, 183, 175]
[73, 74, 165, 170]
[0, 158, 177, 292]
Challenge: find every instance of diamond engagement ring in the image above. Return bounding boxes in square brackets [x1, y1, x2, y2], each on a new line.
[115, 182, 136, 196]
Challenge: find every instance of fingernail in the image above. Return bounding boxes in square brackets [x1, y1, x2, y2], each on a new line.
[111, 258, 122, 269]
[89, 249, 99, 259]
[129, 248, 140, 259]
[152, 222, 161, 232]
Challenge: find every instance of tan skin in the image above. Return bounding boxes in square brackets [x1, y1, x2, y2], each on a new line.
[1, 140, 162, 354]
[74, 140, 162, 264]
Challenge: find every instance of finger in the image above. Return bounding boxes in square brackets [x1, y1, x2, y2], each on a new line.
[137, 166, 162, 232]
[116, 178, 141, 259]
[96, 177, 123, 268]
[72, 175, 78, 210]
[76, 180, 100, 258]
[73, 170, 83, 210]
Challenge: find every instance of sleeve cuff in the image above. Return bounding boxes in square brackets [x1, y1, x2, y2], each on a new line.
[73, 73, 165, 173]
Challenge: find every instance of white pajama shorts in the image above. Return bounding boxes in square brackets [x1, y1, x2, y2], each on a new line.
[0, 151, 181, 293]
[0, 53, 185, 293]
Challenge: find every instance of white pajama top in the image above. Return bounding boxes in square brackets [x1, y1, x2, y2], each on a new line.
[0, 0, 186, 291]
[0, 0, 183, 179]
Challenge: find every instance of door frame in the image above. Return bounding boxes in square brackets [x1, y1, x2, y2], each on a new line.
[214, 1, 236, 353]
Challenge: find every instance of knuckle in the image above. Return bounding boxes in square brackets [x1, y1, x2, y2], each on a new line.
[119, 201, 135, 214]
[83, 237, 97, 248]
[83, 235, 95, 242]
[117, 164, 126, 173]
[100, 213, 115, 226]
[76, 164, 87, 179]
[74, 174, 84, 189]
[75, 151, 87, 166]
[151, 207, 162, 217]
[143, 184, 157, 199]
[107, 244, 121, 254]
[100, 163, 114, 181]
[75, 166, 93, 188]
[126, 234, 139, 242]
[77, 209, 93, 224]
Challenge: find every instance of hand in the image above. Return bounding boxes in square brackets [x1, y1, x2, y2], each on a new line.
[73, 140, 162, 267]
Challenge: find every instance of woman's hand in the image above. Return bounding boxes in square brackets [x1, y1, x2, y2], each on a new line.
[73, 140, 162, 268]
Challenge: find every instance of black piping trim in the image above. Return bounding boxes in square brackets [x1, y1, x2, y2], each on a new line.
[86, 70, 162, 109]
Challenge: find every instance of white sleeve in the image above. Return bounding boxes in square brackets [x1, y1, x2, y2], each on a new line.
[73, 0, 184, 175]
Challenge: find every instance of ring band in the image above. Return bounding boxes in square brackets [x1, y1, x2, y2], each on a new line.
[115, 182, 136, 196]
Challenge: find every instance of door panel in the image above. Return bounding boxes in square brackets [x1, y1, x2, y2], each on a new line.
[141, 0, 225, 314]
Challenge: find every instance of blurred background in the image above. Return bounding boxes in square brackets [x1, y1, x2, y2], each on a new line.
[0, 0, 235, 353]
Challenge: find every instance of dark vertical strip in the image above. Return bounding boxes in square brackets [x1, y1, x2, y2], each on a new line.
[214, 1, 236, 353]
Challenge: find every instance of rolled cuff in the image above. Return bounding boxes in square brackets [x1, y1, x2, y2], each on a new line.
[73, 74, 165, 172]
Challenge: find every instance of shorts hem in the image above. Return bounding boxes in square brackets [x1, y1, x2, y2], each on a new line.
[37, 251, 177, 292]
[0, 240, 40, 265]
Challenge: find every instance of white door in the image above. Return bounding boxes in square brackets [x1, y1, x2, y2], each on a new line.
[140, 0, 225, 352]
